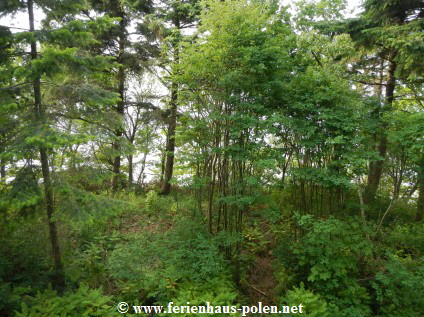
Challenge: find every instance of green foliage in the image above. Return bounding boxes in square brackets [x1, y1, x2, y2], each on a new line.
[243, 226, 271, 255]
[288, 215, 373, 314]
[0, 283, 30, 317]
[284, 283, 329, 317]
[0, 217, 51, 288]
[144, 190, 176, 214]
[55, 182, 129, 234]
[293, 215, 372, 284]
[60, 166, 113, 193]
[66, 232, 122, 288]
[15, 284, 114, 317]
[168, 218, 227, 281]
[385, 223, 424, 258]
[371, 256, 424, 317]
[1, 0, 423, 316]
[274, 264, 297, 297]
[107, 215, 228, 301]
[0, 166, 41, 212]
[161, 277, 238, 317]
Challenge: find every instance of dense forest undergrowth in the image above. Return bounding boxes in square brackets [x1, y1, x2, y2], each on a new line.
[1, 188, 424, 316]
[1, 0, 424, 316]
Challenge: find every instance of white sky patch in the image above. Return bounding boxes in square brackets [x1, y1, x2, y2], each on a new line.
[280, 0, 362, 18]
[0, 7, 41, 31]
[1, 0, 363, 32]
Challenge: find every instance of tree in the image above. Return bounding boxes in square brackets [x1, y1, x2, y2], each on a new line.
[388, 90, 424, 220]
[0, 0, 118, 288]
[85, 0, 155, 192]
[350, 0, 424, 204]
[177, 0, 295, 281]
[154, 0, 201, 195]
[0, 25, 15, 185]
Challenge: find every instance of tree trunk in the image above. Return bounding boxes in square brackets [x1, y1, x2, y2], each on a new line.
[112, 10, 126, 193]
[28, 0, 65, 289]
[416, 160, 424, 222]
[365, 53, 397, 204]
[0, 145, 5, 183]
[0, 162, 5, 183]
[161, 83, 178, 195]
[137, 151, 148, 186]
[161, 23, 180, 195]
[128, 154, 133, 187]
[364, 134, 388, 203]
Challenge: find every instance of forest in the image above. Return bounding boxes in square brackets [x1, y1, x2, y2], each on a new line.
[0, 0, 423, 316]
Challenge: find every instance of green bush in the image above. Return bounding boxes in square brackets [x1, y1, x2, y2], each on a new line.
[144, 190, 176, 215]
[107, 216, 228, 302]
[372, 256, 424, 316]
[56, 186, 129, 236]
[107, 231, 166, 301]
[14, 284, 114, 317]
[384, 223, 424, 258]
[66, 232, 122, 289]
[0, 282, 30, 317]
[167, 217, 226, 282]
[287, 215, 373, 315]
[160, 277, 239, 317]
[283, 283, 329, 317]
[0, 217, 51, 289]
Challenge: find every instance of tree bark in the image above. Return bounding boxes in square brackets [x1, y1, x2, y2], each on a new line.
[161, 18, 180, 195]
[128, 154, 133, 187]
[160, 83, 178, 195]
[0, 162, 5, 183]
[364, 53, 397, 204]
[0, 145, 5, 183]
[416, 159, 424, 222]
[28, 0, 65, 289]
[112, 9, 126, 193]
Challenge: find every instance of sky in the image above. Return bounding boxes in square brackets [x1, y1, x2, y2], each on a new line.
[1, 0, 363, 32]
[281, 0, 363, 17]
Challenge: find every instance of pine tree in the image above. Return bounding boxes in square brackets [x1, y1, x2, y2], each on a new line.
[85, 0, 155, 192]
[0, 0, 119, 288]
[353, 0, 424, 204]
[155, 0, 201, 195]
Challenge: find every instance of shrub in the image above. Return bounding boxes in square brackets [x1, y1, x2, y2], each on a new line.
[66, 232, 122, 289]
[160, 277, 239, 317]
[283, 283, 329, 317]
[107, 216, 228, 302]
[144, 190, 176, 215]
[372, 256, 424, 317]
[287, 215, 373, 315]
[384, 223, 424, 258]
[0, 283, 30, 317]
[14, 284, 114, 317]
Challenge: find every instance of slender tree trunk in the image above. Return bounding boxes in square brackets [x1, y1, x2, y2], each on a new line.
[365, 53, 397, 204]
[0, 145, 5, 183]
[112, 11, 126, 193]
[0, 162, 5, 183]
[416, 159, 424, 222]
[357, 176, 367, 225]
[128, 154, 133, 187]
[28, 0, 65, 289]
[0, 137, 5, 183]
[393, 166, 403, 200]
[137, 151, 148, 186]
[160, 148, 166, 184]
[161, 27, 180, 195]
[208, 153, 218, 235]
[161, 84, 177, 195]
